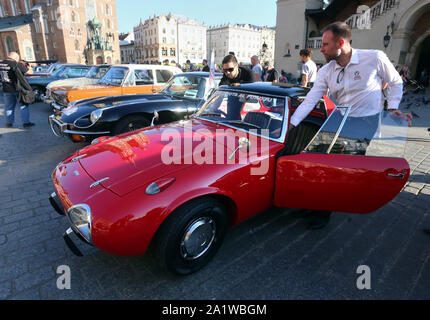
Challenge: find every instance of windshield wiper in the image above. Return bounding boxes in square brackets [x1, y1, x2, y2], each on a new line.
[219, 120, 262, 130]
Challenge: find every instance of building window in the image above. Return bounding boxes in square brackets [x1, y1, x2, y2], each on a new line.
[107, 20, 111, 29]
[69, 0, 74, 7]
[170, 48, 175, 56]
[10, 0, 17, 15]
[162, 47, 167, 56]
[0, 4, 4, 17]
[75, 40, 79, 51]
[71, 11, 76, 22]
[5, 36, 15, 54]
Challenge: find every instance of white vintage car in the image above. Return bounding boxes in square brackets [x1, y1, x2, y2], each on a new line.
[43, 65, 111, 103]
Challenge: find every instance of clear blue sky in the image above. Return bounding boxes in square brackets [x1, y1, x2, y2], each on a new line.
[116, 0, 277, 33]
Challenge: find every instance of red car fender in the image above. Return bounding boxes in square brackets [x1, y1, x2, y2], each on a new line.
[161, 187, 239, 226]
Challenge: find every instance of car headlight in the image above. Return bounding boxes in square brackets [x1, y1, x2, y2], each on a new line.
[67, 204, 92, 243]
[90, 109, 103, 123]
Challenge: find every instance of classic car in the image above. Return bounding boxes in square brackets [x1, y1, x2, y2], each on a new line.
[49, 64, 182, 109]
[27, 62, 69, 77]
[43, 65, 111, 104]
[48, 72, 222, 143]
[49, 82, 410, 275]
[28, 64, 91, 101]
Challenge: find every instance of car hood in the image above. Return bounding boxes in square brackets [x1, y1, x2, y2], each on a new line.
[77, 119, 236, 196]
[47, 78, 98, 90]
[28, 76, 57, 84]
[60, 94, 179, 122]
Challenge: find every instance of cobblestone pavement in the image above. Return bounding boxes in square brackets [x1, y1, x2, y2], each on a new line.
[0, 90, 429, 300]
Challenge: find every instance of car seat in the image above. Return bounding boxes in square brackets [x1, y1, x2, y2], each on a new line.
[243, 112, 271, 129]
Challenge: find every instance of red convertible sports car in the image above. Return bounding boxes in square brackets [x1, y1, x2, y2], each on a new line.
[49, 83, 410, 275]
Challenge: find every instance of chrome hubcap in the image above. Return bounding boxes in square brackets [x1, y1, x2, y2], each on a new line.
[180, 217, 216, 260]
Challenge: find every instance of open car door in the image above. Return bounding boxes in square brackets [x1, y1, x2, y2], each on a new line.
[274, 107, 410, 214]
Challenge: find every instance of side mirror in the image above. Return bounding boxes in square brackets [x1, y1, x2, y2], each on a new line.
[228, 137, 251, 160]
[151, 110, 159, 126]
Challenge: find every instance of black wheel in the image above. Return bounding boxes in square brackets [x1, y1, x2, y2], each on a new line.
[113, 115, 150, 135]
[31, 86, 44, 102]
[153, 197, 229, 275]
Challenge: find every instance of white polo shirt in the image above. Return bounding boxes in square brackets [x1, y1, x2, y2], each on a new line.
[302, 59, 317, 83]
[290, 48, 403, 127]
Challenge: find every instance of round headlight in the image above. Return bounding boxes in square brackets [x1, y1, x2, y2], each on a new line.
[90, 109, 103, 123]
[67, 204, 92, 243]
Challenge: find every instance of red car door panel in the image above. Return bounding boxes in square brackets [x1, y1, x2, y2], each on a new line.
[274, 153, 410, 214]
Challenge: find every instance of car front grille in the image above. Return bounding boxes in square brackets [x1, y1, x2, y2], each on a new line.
[52, 93, 67, 107]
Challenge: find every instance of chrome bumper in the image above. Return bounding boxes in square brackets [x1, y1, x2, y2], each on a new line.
[48, 115, 66, 137]
[51, 102, 65, 112]
[49, 192, 90, 257]
[63, 228, 84, 257]
[48, 114, 110, 137]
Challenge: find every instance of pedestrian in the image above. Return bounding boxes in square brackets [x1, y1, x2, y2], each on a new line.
[419, 68, 429, 88]
[299, 49, 317, 88]
[263, 64, 278, 82]
[0, 52, 35, 128]
[202, 59, 210, 72]
[289, 22, 412, 230]
[219, 54, 254, 86]
[251, 55, 263, 82]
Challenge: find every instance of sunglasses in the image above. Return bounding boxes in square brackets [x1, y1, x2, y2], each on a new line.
[223, 67, 235, 73]
[337, 68, 345, 84]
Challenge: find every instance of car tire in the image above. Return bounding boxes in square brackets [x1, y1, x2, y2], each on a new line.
[153, 197, 229, 275]
[113, 115, 150, 135]
[31, 86, 44, 102]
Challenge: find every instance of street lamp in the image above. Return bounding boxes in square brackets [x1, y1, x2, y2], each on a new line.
[383, 26, 391, 49]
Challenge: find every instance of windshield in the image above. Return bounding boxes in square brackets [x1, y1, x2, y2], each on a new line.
[305, 106, 409, 157]
[196, 90, 286, 139]
[86, 66, 109, 79]
[47, 63, 61, 74]
[99, 67, 128, 85]
[160, 75, 211, 99]
[51, 66, 68, 77]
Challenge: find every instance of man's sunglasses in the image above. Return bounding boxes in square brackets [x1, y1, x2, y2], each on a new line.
[337, 68, 345, 84]
[223, 67, 235, 73]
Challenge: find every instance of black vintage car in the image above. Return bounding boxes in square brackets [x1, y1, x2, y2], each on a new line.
[28, 64, 91, 101]
[48, 72, 222, 142]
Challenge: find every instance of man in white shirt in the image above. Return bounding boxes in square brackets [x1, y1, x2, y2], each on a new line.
[289, 21, 411, 230]
[300, 49, 317, 87]
[251, 55, 263, 82]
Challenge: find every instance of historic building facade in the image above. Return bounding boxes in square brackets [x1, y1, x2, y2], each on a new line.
[177, 17, 206, 65]
[133, 13, 206, 65]
[119, 32, 134, 64]
[275, 0, 430, 80]
[207, 24, 276, 65]
[0, 0, 120, 64]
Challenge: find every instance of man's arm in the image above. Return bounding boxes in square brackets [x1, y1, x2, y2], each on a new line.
[301, 74, 308, 87]
[376, 51, 403, 111]
[376, 51, 412, 126]
[290, 69, 328, 128]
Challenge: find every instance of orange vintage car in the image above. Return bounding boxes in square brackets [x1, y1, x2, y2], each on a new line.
[50, 64, 182, 110]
